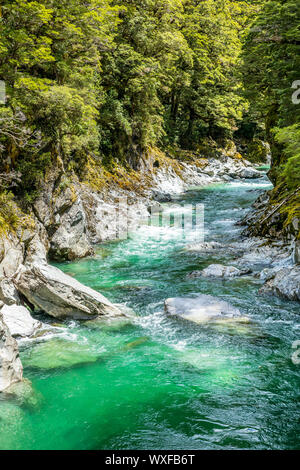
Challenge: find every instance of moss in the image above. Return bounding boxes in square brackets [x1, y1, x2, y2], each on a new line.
[280, 194, 300, 238]
[0, 190, 35, 237]
[261, 179, 300, 239]
[82, 157, 110, 192]
[0, 191, 20, 235]
[282, 154, 300, 191]
[82, 156, 150, 195]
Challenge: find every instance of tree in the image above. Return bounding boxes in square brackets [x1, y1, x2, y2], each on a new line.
[167, 0, 256, 149]
[98, 0, 192, 165]
[242, 0, 300, 182]
[0, 0, 119, 193]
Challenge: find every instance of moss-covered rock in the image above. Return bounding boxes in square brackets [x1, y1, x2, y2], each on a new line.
[246, 139, 269, 164]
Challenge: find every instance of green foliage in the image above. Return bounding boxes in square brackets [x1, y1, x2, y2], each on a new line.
[98, 0, 191, 160]
[275, 125, 300, 190]
[246, 139, 269, 163]
[243, 0, 300, 199]
[15, 152, 52, 203]
[98, 0, 257, 157]
[171, 0, 256, 148]
[0, 190, 19, 231]
[0, 0, 119, 190]
[283, 155, 300, 191]
[243, 0, 300, 129]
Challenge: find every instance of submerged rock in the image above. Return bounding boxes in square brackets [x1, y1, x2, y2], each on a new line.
[15, 262, 123, 320]
[164, 294, 249, 325]
[23, 332, 150, 371]
[1, 304, 41, 338]
[85, 314, 132, 331]
[22, 338, 101, 370]
[188, 264, 248, 279]
[0, 234, 24, 279]
[3, 378, 43, 410]
[0, 315, 23, 392]
[259, 266, 300, 302]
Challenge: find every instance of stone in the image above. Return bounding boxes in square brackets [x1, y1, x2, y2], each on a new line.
[1, 304, 41, 338]
[259, 268, 277, 282]
[293, 239, 300, 264]
[24, 231, 49, 264]
[152, 191, 173, 202]
[14, 261, 123, 320]
[22, 338, 102, 370]
[164, 294, 249, 324]
[49, 190, 93, 261]
[0, 235, 24, 279]
[235, 243, 291, 271]
[259, 266, 300, 301]
[198, 264, 245, 278]
[33, 178, 93, 261]
[0, 315, 23, 392]
[185, 241, 223, 253]
[0, 279, 21, 305]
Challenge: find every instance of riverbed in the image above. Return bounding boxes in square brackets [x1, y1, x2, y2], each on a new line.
[1, 175, 299, 450]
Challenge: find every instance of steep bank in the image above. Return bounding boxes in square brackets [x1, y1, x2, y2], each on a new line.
[238, 167, 300, 301]
[240, 182, 300, 262]
[30, 147, 263, 262]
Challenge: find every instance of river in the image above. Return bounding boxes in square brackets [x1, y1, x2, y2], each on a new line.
[1, 174, 299, 450]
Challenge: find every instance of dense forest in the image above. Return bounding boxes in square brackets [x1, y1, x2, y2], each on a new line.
[0, 0, 299, 235]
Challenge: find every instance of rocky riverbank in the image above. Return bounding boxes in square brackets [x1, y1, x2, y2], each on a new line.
[236, 178, 300, 300]
[186, 235, 299, 302]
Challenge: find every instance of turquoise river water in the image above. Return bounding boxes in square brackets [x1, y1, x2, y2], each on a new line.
[0, 175, 299, 450]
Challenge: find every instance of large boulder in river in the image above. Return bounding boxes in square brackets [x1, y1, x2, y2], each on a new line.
[259, 266, 300, 302]
[14, 262, 123, 320]
[0, 315, 23, 392]
[188, 264, 248, 279]
[164, 294, 249, 324]
[1, 305, 41, 338]
[236, 167, 263, 179]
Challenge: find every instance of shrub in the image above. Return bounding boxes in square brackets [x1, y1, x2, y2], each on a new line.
[0, 191, 20, 233]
